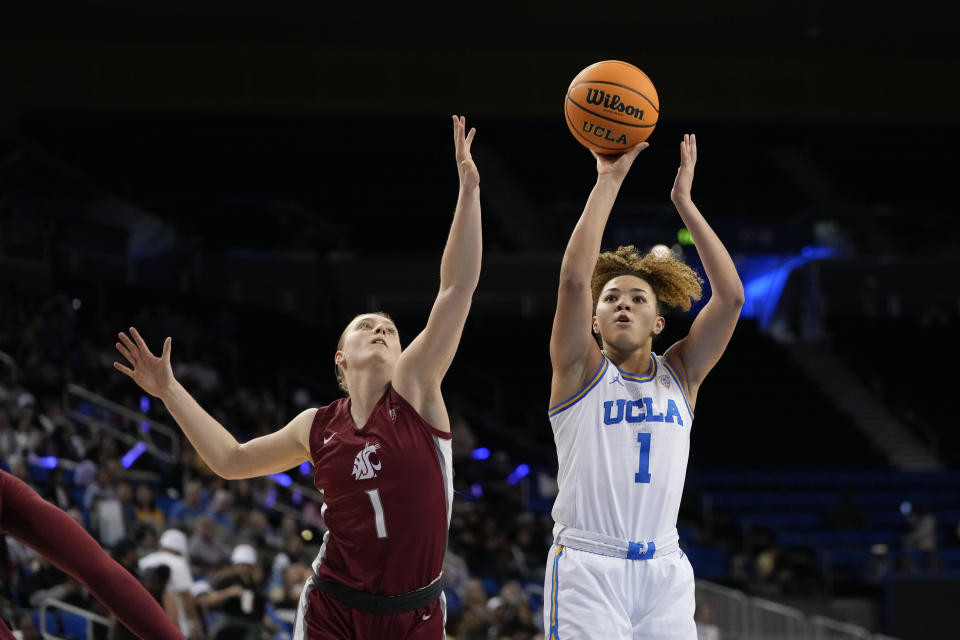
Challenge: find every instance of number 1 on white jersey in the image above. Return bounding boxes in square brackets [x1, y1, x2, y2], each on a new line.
[635, 432, 652, 483]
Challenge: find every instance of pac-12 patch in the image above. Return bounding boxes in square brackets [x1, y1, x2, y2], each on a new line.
[658, 374, 671, 388]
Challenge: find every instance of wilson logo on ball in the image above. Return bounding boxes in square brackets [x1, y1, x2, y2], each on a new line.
[584, 89, 645, 120]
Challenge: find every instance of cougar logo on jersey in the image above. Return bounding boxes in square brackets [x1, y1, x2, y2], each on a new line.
[351, 442, 383, 480]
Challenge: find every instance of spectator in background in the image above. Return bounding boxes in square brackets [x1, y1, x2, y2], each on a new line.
[902, 502, 941, 571]
[488, 581, 538, 640]
[11, 402, 42, 459]
[83, 458, 123, 511]
[235, 509, 277, 550]
[12, 615, 38, 640]
[460, 579, 492, 633]
[134, 523, 160, 557]
[41, 467, 74, 511]
[38, 398, 84, 460]
[277, 514, 299, 544]
[507, 520, 541, 581]
[86, 464, 126, 546]
[205, 489, 235, 534]
[168, 480, 206, 529]
[90, 435, 121, 468]
[115, 481, 139, 532]
[863, 544, 893, 593]
[110, 537, 141, 578]
[227, 477, 255, 513]
[694, 602, 721, 640]
[188, 515, 230, 573]
[19, 556, 82, 609]
[279, 532, 306, 567]
[47, 423, 86, 462]
[140, 564, 179, 629]
[207, 544, 270, 640]
[138, 529, 203, 639]
[83, 464, 117, 511]
[134, 484, 165, 532]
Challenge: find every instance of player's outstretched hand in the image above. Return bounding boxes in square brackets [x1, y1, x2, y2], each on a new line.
[453, 115, 479, 190]
[113, 327, 176, 399]
[593, 142, 649, 181]
[670, 133, 697, 202]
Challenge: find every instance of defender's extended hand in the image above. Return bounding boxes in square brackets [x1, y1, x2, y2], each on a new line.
[453, 115, 479, 190]
[113, 327, 175, 398]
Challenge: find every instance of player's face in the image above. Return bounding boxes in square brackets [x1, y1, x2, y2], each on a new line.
[593, 275, 664, 350]
[336, 314, 401, 372]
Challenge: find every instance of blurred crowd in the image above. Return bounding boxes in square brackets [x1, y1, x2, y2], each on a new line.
[0, 289, 552, 640]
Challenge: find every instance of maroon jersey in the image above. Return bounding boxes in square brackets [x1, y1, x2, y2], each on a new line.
[308, 385, 453, 596]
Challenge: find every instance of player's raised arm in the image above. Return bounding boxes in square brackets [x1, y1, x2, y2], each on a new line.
[393, 116, 482, 416]
[663, 134, 744, 398]
[114, 327, 313, 479]
[549, 144, 648, 402]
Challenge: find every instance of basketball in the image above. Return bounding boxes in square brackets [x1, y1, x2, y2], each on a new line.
[564, 60, 659, 155]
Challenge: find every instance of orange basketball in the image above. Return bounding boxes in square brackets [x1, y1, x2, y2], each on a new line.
[564, 60, 659, 155]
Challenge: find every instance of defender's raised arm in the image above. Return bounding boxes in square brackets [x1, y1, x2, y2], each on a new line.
[393, 116, 482, 428]
[114, 327, 312, 479]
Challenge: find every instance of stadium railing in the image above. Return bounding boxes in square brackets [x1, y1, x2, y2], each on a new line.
[38, 598, 110, 640]
[809, 614, 872, 640]
[65, 383, 181, 464]
[695, 579, 898, 640]
[62, 383, 323, 517]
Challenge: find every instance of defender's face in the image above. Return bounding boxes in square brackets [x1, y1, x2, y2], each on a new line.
[593, 275, 663, 350]
[336, 314, 401, 371]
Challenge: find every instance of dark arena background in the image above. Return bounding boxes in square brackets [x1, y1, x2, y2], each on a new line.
[2, 2, 959, 639]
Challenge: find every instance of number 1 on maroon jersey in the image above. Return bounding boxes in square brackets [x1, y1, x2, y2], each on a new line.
[365, 488, 388, 539]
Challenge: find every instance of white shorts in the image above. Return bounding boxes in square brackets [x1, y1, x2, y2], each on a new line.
[543, 543, 696, 640]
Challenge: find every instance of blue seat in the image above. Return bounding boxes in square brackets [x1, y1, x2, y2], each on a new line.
[779, 530, 899, 548]
[737, 512, 822, 529]
[29, 610, 58, 635]
[684, 546, 728, 580]
[156, 494, 177, 517]
[60, 611, 89, 639]
[70, 488, 86, 506]
[28, 464, 52, 483]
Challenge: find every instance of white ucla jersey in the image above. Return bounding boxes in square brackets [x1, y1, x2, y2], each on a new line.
[548, 352, 694, 546]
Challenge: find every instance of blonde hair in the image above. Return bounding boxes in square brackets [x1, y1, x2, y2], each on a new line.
[591, 245, 703, 313]
[334, 312, 395, 395]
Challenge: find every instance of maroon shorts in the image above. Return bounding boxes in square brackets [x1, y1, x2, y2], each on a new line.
[301, 587, 445, 639]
